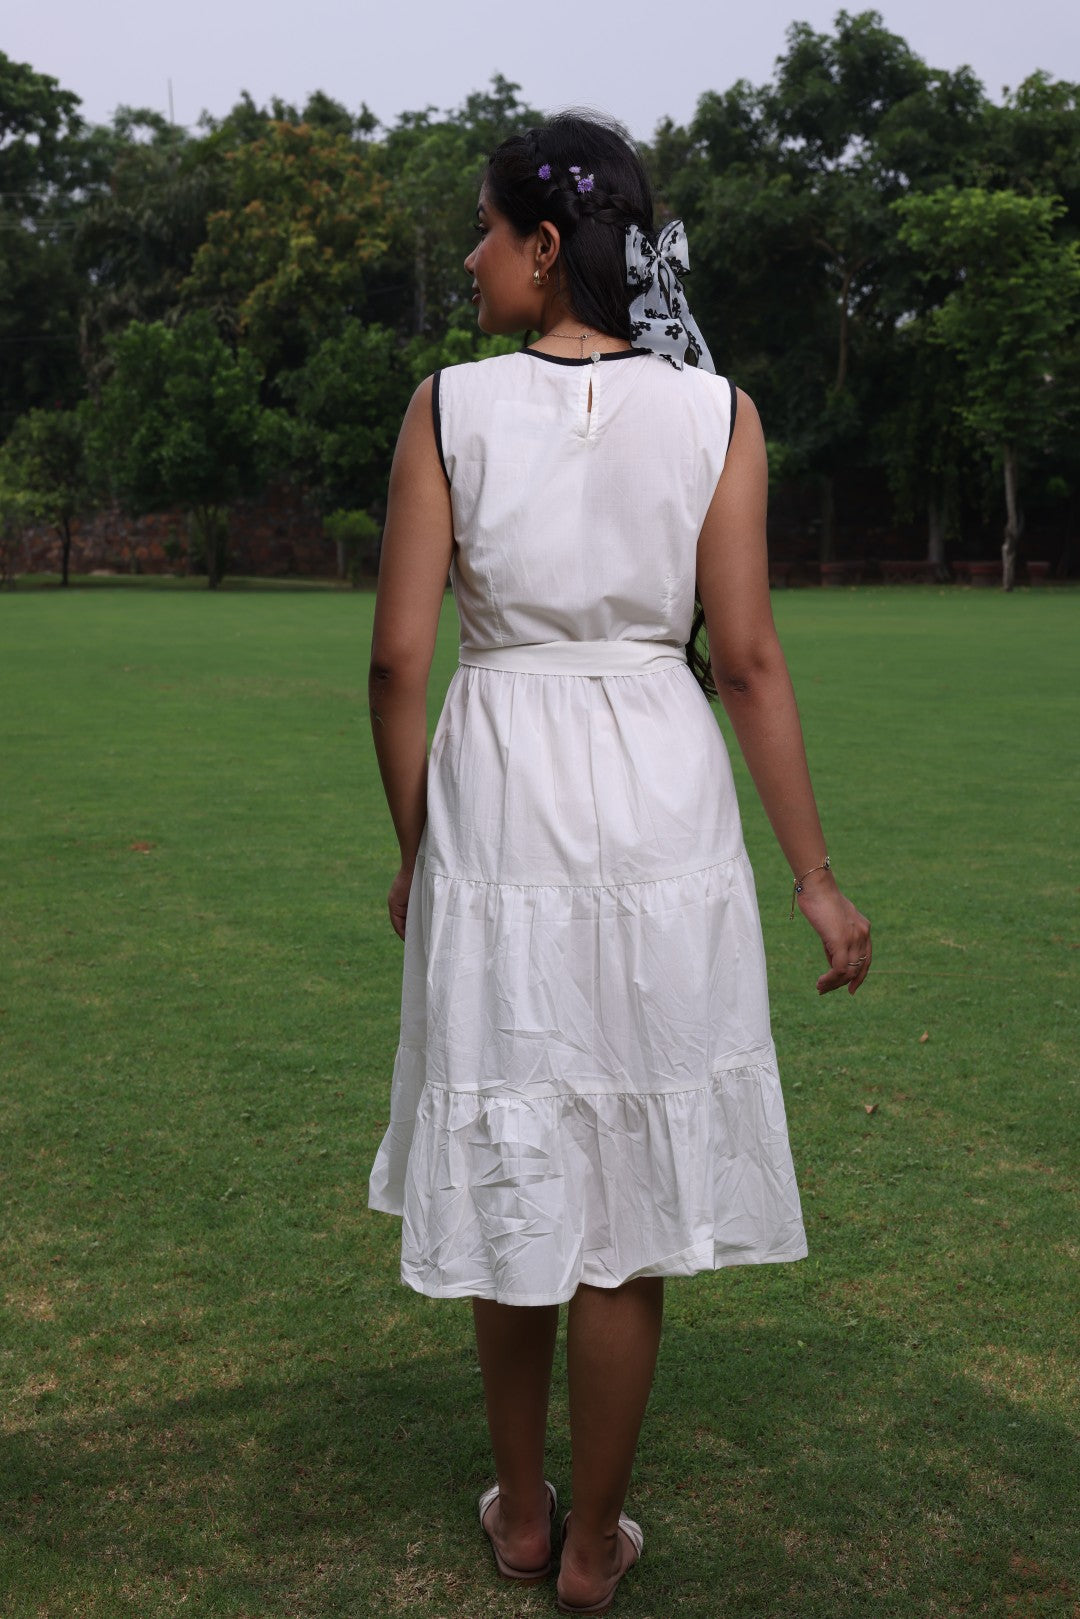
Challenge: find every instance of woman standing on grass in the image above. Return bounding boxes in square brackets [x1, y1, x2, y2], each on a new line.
[368, 111, 870, 1615]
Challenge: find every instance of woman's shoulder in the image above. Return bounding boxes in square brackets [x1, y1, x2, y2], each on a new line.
[658, 357, 732, 391]
[643, 356, 737, 418]
[436, 349, 526, 382]
[432, 349, 528, 408]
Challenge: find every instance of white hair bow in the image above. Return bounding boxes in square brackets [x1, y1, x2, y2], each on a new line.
[625, 219, 715, 372]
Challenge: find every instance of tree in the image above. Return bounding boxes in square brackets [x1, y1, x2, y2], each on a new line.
[653, 11, 938, 557]
[895, 187, 1080, 588]
[0, 407, 90, 584]
[75, 110, 227, 387]
[182, 120, 390, 378]
[874, 323, 969, 571]
[0, 53, 92, 431]
[197, 88, 378, 147]
[279, 320, 412, 515]
[279, 319, 516, 526]
[90, 312, 272, 587]
[379, 76, 540, 337]
[0, 468, 32, 585]
[323, 507, 381, 584]
[987, 74, 1080, 229]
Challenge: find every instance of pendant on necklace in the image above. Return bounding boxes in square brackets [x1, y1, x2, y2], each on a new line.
[590, 350, 601, 364]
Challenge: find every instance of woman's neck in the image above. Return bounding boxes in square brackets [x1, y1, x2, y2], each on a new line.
[529, 306, 630, 360]
[530, 329, 631, 359]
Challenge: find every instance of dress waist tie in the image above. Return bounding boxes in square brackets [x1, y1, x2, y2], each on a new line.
[459, 640, 687, 677]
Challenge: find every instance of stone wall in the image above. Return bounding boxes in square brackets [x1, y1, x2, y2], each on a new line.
[16, 482, 341, 579]
[13, 473, 1071, 582]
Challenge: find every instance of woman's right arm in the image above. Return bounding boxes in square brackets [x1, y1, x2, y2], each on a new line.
[696, 389, 871, 995]
[369, 376, 455, 939]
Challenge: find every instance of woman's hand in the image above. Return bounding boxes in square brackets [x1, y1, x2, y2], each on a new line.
[388, 865, 414, 941]
[796, 878, 872, 995]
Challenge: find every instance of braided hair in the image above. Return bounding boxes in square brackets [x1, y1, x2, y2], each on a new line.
[483, 113, 654, 341]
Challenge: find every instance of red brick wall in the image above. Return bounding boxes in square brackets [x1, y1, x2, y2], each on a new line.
[18, 483, 341, 579]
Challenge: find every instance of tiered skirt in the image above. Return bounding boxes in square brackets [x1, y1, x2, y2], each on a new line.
[368, 650, 807, 1304]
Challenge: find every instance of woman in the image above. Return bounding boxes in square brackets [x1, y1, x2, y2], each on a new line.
[368, 113, 870, 1616]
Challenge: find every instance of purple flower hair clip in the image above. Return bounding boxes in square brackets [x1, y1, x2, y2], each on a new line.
[537, 160, 594, 194]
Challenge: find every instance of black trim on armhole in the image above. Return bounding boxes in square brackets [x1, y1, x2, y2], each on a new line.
[727, 379, 738, 450]
[432, 370, 449, 485]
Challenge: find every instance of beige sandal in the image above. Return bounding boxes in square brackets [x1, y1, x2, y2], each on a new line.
[478, 1479, 558, 1584]
[556, 1510, 644, 1616]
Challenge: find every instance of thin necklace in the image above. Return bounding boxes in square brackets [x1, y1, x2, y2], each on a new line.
[545, 328, 598, 359]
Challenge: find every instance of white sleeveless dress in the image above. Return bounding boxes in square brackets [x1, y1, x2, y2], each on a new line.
[368, 348, 808, 1304]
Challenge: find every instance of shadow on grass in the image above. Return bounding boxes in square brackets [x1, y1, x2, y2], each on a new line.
[3, 1310, 1076, 1618]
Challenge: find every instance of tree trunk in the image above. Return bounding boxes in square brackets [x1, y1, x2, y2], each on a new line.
[927, 489, 946, 576]
[196, 505, 227, 590]
[61, 517, 72, 587]
[214, 508, 229, 589]
[819, 475, 836, 563]
[1002, 442, 1020, 593]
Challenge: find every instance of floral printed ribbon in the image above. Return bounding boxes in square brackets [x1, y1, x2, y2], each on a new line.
[626, 219, 715, 372]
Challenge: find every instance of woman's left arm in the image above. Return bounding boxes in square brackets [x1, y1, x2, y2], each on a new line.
[369, 377, 455, 939]
[697, 389, 872, 995]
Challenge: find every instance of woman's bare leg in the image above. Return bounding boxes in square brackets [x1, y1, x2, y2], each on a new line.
[559, 1278, 664, 1607]
[472, 1298, 560, 1571]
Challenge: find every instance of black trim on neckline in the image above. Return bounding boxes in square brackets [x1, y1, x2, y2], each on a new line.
[525, 348, 652, 367]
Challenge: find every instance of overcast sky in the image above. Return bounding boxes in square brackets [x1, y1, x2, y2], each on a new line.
[7, 0, 1079, 140]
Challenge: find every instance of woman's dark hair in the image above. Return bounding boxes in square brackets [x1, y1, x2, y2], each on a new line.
[484, 112, 654, 342]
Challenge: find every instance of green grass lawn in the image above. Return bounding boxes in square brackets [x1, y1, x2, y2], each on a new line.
[2, 582, 1077, 1618]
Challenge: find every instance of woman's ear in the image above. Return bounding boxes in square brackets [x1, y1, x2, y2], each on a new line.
[536, 220, 562, 278]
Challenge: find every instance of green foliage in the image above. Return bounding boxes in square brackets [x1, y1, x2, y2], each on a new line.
[0, 468, 32, 585]
[895, 185, 1080, 583]
[379, 75, 541, 336]
[404, 325, 521, 382]
[652, 11, 948, 554]
[91, 312, 271, 586]
[197, 87, 378, 147]
[182, 120, 390, 375]
[894, 187, 1080, 451]
[323, 506, 381, 584]
[279, 320, 519, 529]
[0, 52, 93, 430]
[874, 321, 968, 541]
[0, 405, 90, 584]
[769, 9, 929, 159]
[988, 73, 1080, 224]
[648, 16, 1080, 563]
[75, 111, 228, 383]
[278, 321, 410, 514]
[4, 34, 1080, 572]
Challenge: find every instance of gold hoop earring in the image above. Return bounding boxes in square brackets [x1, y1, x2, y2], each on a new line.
[533, 267, 548, 288]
